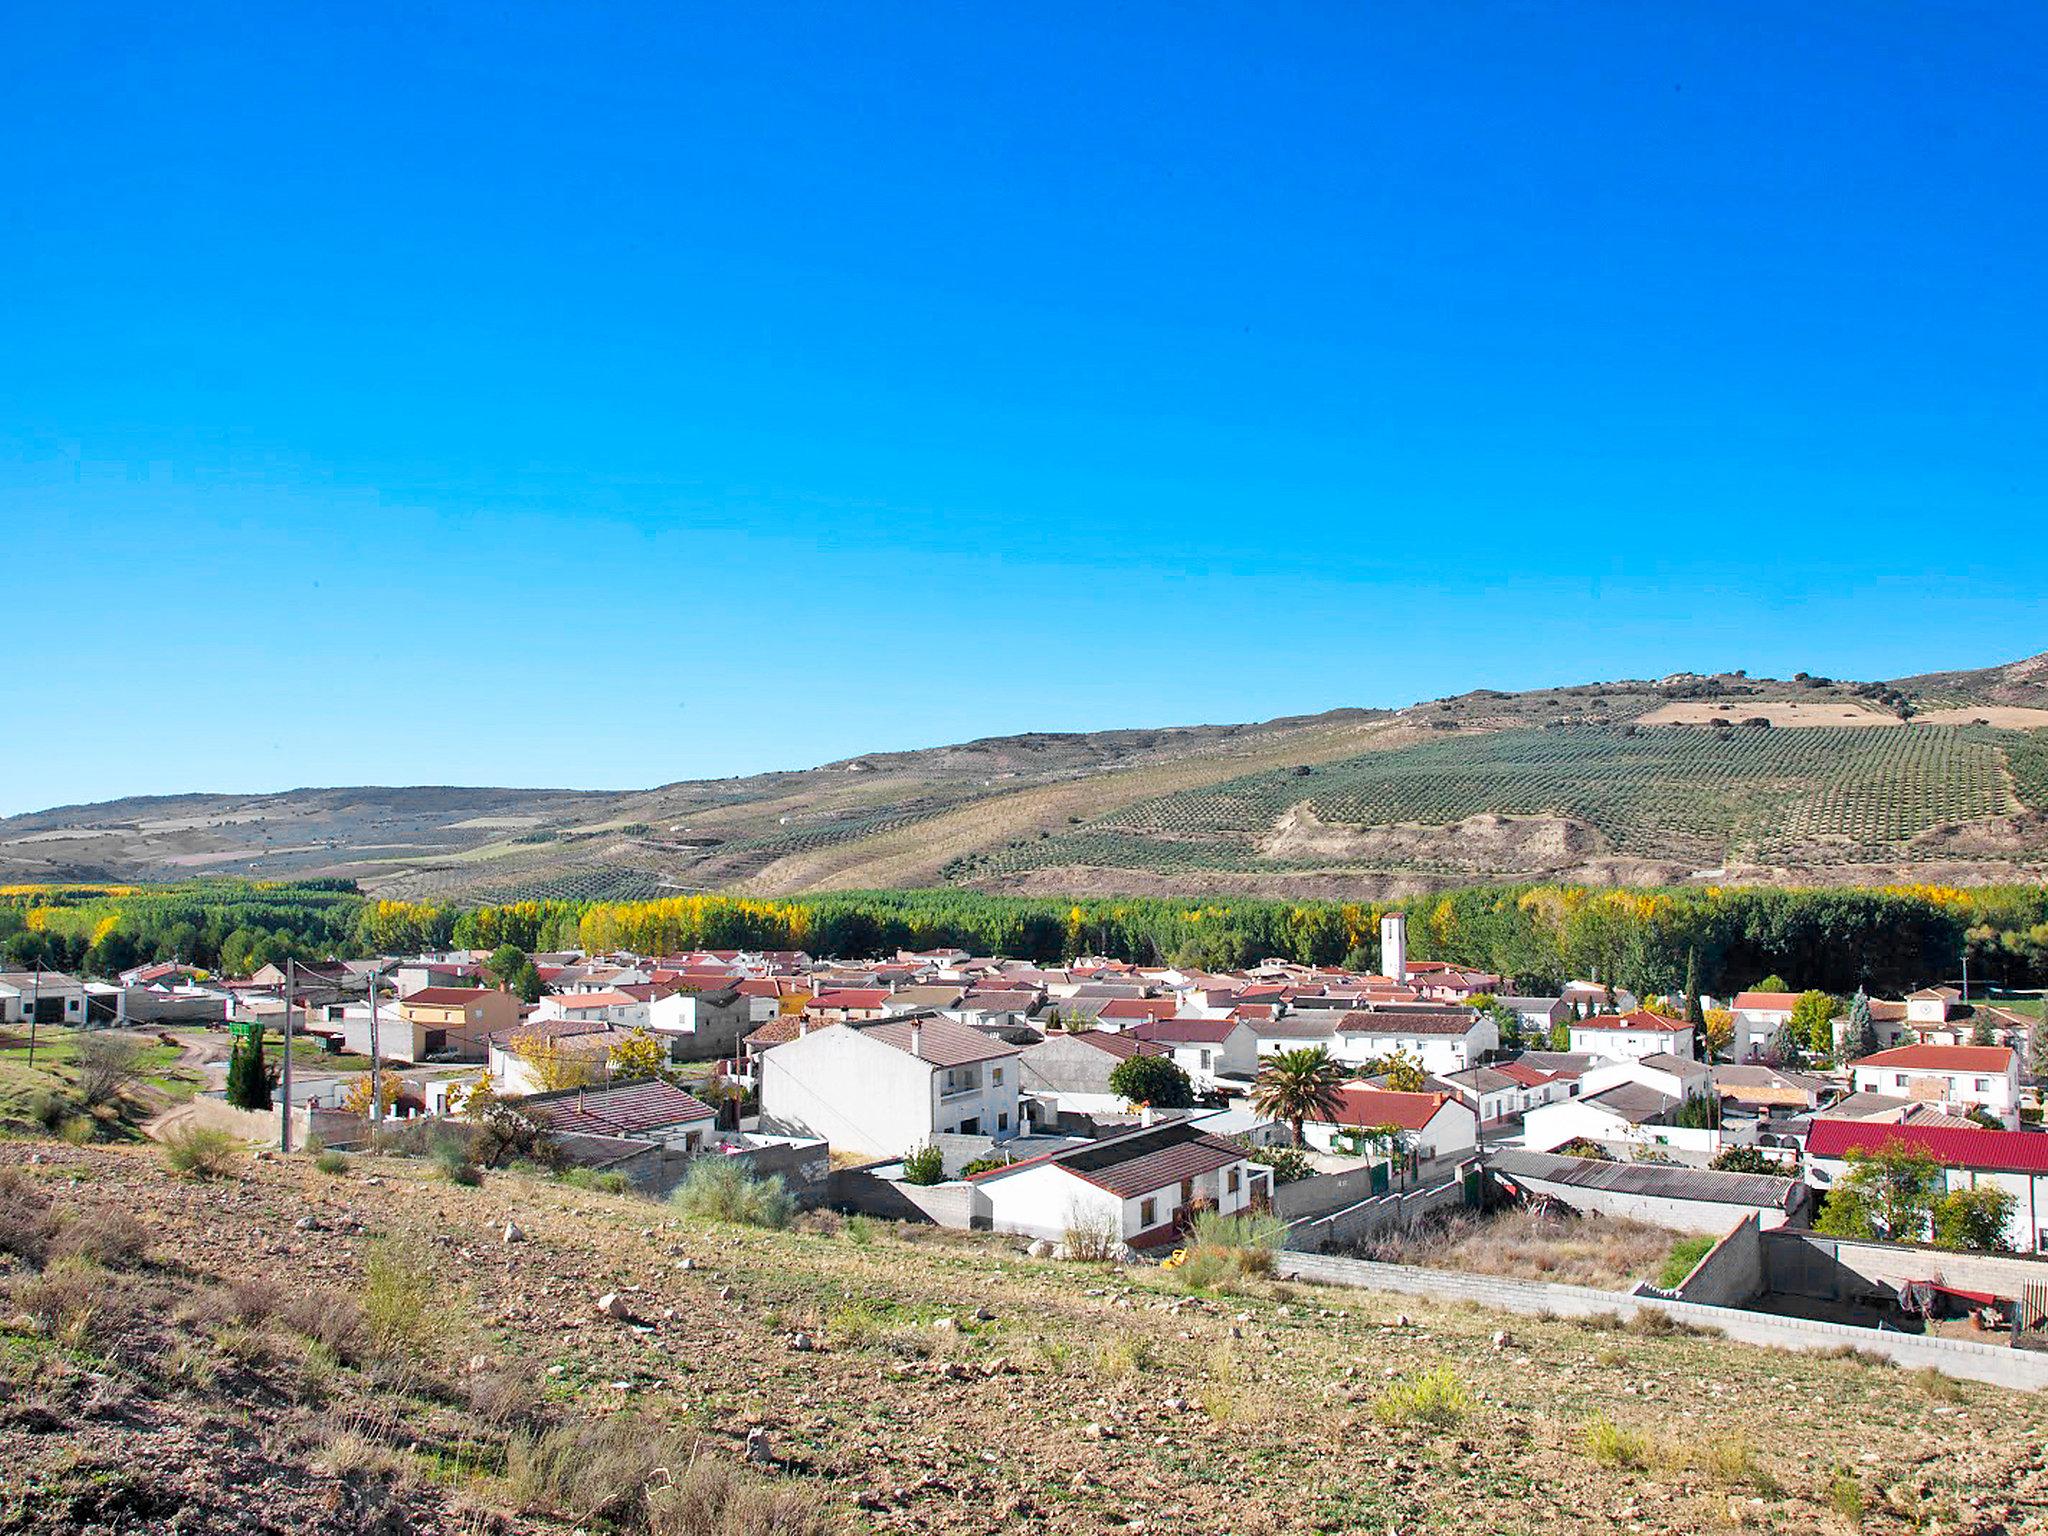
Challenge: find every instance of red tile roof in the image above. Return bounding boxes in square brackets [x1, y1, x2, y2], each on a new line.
[1806, 1118, 2048, 1175]
[1494, 1061, 1557, 1088]
[1129, 1017, 1242, 1046]
[553, 990, 640, 1009]
[403, 987, 497, 1007]
[810, 988, 892, 1010]
[1067, 1031, 1166, 1061]
[525, 1080, 716, 1136]
[1336, 1009, 1483, 1037]
[1097, 998, 1179, 1021]
[1576, 1009, 1691, 1033]
[1318, 1086, 1458, 1132]
[1851, 1044, 2015, 1073]
[1731, 992, 1804, 1010]
[859, 1015, 1021, 1067]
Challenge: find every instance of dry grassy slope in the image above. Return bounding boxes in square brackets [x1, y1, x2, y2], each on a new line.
[5, 1140, 2048, 1536]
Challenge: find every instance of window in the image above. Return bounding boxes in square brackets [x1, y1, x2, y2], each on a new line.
[1894, 1074, 1909, 1089]
[1139, 1198, 1157, 1227]
[991, 1066, 1004, 1085]
[1227, 1167, 1241, 1195]
[997, 1110, 1009, 1131]
[1975, 1078, 1991, 1093]
[1199, 1049, 1213, 1070]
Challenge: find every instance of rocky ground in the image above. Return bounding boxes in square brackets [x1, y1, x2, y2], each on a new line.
[4, 1139, 2048, 1535]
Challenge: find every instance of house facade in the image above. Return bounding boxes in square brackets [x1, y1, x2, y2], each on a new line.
[1806, 1119, 2048, 1253]
[1568, 1009, 1696, 1063]
[758, 1016, 1023, 1159]
[1848, 1044, 2020, 1126]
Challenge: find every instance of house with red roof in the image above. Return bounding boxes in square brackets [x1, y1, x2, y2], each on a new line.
[967, 1120, 1267, 1253]
[1848, 1044, 2020, 1126]
[1301, 1085, 1477, 1161]
[1806, 1118, 2048, 1252]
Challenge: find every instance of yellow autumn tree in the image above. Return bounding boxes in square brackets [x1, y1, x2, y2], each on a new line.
[506, 1030, 598, 1093]
[341, 1073, 402, 1117]
[607, 1028, 670, 1084]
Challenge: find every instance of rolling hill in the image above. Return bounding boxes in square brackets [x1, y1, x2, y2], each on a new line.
[6, 655, 2048, 901]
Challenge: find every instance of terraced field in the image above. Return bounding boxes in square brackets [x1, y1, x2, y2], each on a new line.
[957, 724, 2036, 882]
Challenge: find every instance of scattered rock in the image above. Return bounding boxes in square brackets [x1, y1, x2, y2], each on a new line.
[596, 1292, 636, 1322]
[789, 1332, 816, 1352]
[502, 1221, 525, 1243]
[745, 1427, 774, 1464]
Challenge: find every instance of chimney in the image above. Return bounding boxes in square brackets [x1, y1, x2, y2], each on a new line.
[910, 1020, 923, 1059]
[1139, 1103, 1155, 1128]
[1380, 912, 1409, 985]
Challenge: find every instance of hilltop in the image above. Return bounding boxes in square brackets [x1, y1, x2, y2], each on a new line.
[4, 1137, 2046, 1534]
[4, 655, 2047, 902]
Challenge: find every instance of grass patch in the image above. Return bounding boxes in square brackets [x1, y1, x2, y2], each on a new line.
[1167, 1209, 1285, 1294]
[670, 1160, 793, 1229]
[1582, 1413, 1651, 1470]
[1372, 1365, 1473, 1430]
[1656, 1234, 1716, 1290]
[1094, 1333, 1157, 1379]
[1355, 1207, 1685, 1289]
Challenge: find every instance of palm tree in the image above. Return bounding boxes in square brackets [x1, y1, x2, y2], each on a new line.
[1251, 1047, 1349, 1146]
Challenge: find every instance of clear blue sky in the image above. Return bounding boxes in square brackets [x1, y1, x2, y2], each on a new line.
[4, 3, 2042, 816]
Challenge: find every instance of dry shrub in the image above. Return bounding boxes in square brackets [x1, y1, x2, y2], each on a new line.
[467, 1360, 543, 1425]
[49, 1208, 151, 1270]
[361, 1239, 442, 1358]
[11, 1255, 115, 1349]
[0, 1165, 57, 1265]
[1060, 1206, 1119, 1263]
[1582, 1413, 1650, 1469]
[506, 1413, 692, 1524]
[72, 1034, 143, 1108]
[161, 1125, 241, 1180]
[1094, 1333, 1156, 1379]
[1354, 1207, 1683, 1289]
[647, 1454, 841, 1536]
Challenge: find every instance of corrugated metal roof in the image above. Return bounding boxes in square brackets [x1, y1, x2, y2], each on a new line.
[1806, 1118, 2048, 1175]
[1489, 1149, 1800, 1208]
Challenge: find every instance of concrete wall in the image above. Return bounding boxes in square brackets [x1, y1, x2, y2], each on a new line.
[1764, 1230, 2048, 1304]
[1284, 1169, 1470, 1252]
[1497, 1169, 1799, 1236]
[1669, 1214, 1765, 1307]
[829, 1165, 992, 1228]
[1274, 1249, 2048, 1392]
[1274, 1164, 1387, 1223]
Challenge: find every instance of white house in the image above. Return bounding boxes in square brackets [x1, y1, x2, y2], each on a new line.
[1568, 1009, 1696, 1063]
[1806, 1119, 2048, 1253]
[1523, 1072, 1754, 1163]
[1126, 1017, 1260, 1093]
[536, 990, 651, 1032]
[1728, 991, 1801, 1060]
[1328, 1008, 1499, 1076]
[968, 1120, 1266, 1253]
[645, 986, 751, 1060]
[1577, 1052, 1712, 1107]
[758, 1015, 1023, 1159]
[1847, 1044, 2019, 1127]
[1300, 1085, 1477, 1162]
[0, 971, 88, 1027]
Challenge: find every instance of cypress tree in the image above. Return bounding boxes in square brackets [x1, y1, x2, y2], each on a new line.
[226, 1031, 272, 1111]
[1683, 949, 1704, 1025]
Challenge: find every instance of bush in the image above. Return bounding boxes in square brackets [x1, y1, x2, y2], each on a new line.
[1248, 1144, 1314, 1184]
[1372, 1365, 1473, 1429]
[1171, 1209, 1288, 1293]
[507, 1414, 690, 1525]
[49, 1207, 151, 1269]
[646, 1453, 841, 1536]
[313, 1150, 350, 1175]
[360, 1238, 441, 1358]
[57, 1114, 98, 1146]
[557, 1167, 630, 1195]
[161, 1125, 241, 1180]
[1707, 1145, 1776, 1173]
[1061, 1209, 1120, 1263]
[669, 1159, 794, 1229]
[1582, 1414, 1650, 1469]
[430, 1133, 483, 1186]
[1107, 1053, 1195, 1108]
[899, 1144, 944, 1186]
[1656, 1235, 1717, 1290]
[72, 1033, 142, 1108]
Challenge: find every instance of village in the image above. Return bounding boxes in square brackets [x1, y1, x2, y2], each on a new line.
[11, 908, 2046, 1379]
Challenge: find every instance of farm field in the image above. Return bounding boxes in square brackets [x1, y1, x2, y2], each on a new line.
[5, 655, 2047, 901]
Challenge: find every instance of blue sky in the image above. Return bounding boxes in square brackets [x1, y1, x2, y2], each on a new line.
[3, 3, 2042, 815]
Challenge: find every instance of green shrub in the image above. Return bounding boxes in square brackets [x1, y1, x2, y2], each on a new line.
[1826, 1466, 1863, 1520]
[57, 1115, 98, 1146]
[1248, 1144, 1314, 1183]
[313, 1150, 350, 1175]
[843, 1214, 878, 1246]
[360, 1238, 441, 1358]
[899, 1144, 944, 1186]
[1172, 1209, 1287, 1293]
[1372, 1365, 1473, 1430]
[1656, 1234, 1717, 1290]
[161, 1125, 240, 1180]
[669, 1158, 793, 1229]
[1582, 1414, 1649, 1469]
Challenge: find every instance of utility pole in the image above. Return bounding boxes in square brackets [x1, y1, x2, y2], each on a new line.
[368, 969, 384, 1128]
[280, 958, 296, 1153]
[26, 964, 39, 1069]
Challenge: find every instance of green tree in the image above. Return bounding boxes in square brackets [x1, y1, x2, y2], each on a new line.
[1931, 1185, 2016, 1252]
[1250, 1047, 1349, 1146]
[1709, 1145, 1775, 1174]
[1814, 1142, 1944, 1243]
[1683, 949, 1704, 1027]
[1791, 990, 1840, 1060]
[1970, 1013, 1997, 1047]
[1378, 1050, 1427, 1093]
[486, 944, 529, 988]
[225, 1029, 272, 1111]
[1107, 1053, 1195, 1108]
[1754, 974, 1792, 994]
[1673, 1091, 1721, 1130]
[1846, 988, 1878, 1059]
[900, 1143, 944, 1186]
[1549, 1017, 1573, 1050]
[510, 959, 545, 1004]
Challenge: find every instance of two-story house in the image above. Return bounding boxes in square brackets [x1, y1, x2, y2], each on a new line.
[389, 986, 519, 1062]
[758, 1014, 1023, 1159]
[1848, 1044, 2020, 1127]
[1568, 1009, 1696, 1064]
[1126, 1017, 1260, 1093]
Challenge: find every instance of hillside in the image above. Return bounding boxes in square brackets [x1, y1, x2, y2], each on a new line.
[5, 1138, 2046, 1535]
[5, 656, 2048, 901]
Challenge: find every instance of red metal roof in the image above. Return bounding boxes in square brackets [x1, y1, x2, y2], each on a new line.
[1806, 1118, 2048, 1175]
